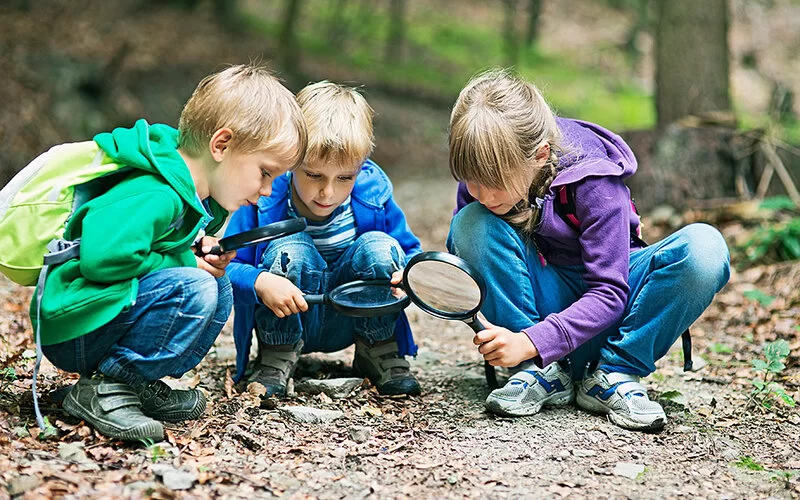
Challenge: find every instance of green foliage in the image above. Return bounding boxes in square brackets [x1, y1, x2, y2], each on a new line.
[743, 289, 775, 307]
[710, 343, 733, 354]
[749, 340, 796, 410]
[238, 1, 655, 132]
[138, 438, 166, 462]
[734, 456, 766, 471]
[0, 367, 16, 392]
[37, 416, 59, 440]
[737, 198, 800, 268]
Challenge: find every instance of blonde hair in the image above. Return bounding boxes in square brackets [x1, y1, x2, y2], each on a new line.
[179, 64, 307, 169]
[296, 81, 375, 168]
[449, 68, 562, 235]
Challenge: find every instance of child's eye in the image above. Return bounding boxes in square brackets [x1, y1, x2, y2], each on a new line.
[337, 176, 354, 182]
[261, 169, 271, 178]
[306, 172, 322, 179]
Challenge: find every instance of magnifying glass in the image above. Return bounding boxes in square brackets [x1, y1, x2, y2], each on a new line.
[198, 218, 308, 256]
[402, 251, 498, 389]
[304, 279, 410, 317]
[300, 250, 497, 388]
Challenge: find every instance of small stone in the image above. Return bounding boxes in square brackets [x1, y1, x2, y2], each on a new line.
[279, 405, 344, 423]
[349, 426, 371, 443]
[613, 462, 645, 479]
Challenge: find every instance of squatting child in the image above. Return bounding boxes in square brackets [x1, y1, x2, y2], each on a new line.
[31, 64, 306, 441]
[446, 69, 730, 431]
[227, 81, 423, 397]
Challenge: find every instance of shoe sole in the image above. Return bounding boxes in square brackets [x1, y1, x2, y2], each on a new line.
[143, 392, 207, 422]
[63, 393, 164, 441]
[485, 390, 574, 417]
[576, 391, 666, 431]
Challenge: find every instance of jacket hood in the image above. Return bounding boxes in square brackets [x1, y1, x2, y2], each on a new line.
[258, 158, 392, 213]
[551, 117, 638, 187]
[93, 119, 204, 214]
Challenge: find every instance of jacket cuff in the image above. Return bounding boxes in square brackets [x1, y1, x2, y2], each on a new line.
[522, 316, 572, 367]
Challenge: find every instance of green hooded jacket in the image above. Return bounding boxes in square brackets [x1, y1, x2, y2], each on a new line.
[31, 119, 228, 345]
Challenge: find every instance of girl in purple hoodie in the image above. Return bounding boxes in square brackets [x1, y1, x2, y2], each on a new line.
[447, 69, 730, 431]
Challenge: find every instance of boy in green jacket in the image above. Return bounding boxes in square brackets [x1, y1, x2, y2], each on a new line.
[32, 64, 307, 441]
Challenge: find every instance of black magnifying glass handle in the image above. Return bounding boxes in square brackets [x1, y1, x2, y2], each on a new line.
[304, 294, 326, 305]
[463, 315, 499, 389]
[464, 315, 485, 333]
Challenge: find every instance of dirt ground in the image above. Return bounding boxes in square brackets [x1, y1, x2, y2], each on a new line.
[1, 1, 800, 499]
[2, 149, 800, 499]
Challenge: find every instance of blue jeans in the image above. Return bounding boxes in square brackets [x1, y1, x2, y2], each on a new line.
[43, 267, 232, 386]
[254, 231, 406, 352]
[447, 205, 730, 379]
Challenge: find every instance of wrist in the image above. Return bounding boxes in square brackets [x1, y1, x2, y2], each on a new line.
[520, 331, 539, 359]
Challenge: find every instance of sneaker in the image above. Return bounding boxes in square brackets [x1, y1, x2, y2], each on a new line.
[353, 337, 421, 396]
[63, 374, 164, 441]
[249, 340, 304, 397]
[133, 380, 206, 422]
[576, 369, 666, 431]
[484, 361, 574, 417]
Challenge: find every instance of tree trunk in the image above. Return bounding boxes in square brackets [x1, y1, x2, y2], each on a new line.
[524, 0, 542, 48]
[279, 0, 303, 73]
[502, 0, 520, 67]
[655, 0, 731, 128]
[385, 0, 407, 63]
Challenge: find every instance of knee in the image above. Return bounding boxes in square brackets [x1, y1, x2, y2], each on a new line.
[675, 223, 731, 290]
[448, 203, 517, 259]
[215, 274, 234, 315]
[176, 267, 220, 316]
[262, 232, 325, 276]
[351, 232, 405, 277]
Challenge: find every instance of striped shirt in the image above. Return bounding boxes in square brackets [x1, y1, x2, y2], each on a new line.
[288, 195, 356, 264]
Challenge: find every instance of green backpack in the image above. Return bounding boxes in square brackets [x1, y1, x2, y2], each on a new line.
[0, 141, 134, 286]
[0, 140, 153, 435]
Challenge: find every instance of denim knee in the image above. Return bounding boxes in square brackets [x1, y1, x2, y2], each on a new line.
[671, 223, 731, 292]
[349, 231, 405, 278]
[175, 267, 221, 319]
[448, 203, 523, 260]
[214, 274, 233, 323]
[261, 232, 326, 291]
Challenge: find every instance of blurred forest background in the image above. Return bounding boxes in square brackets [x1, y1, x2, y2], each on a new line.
[2, 3, 800, 497]
[1, 0, 800, 265]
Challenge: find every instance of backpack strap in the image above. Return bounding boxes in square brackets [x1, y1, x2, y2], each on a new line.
[552, 184, 694, 372]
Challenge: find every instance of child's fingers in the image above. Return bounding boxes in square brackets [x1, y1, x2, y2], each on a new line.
[473, 329, 496, 345]
[294, 295, 309, 312]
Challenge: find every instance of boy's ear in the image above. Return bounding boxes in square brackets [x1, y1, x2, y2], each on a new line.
[209, 128, 234, 162]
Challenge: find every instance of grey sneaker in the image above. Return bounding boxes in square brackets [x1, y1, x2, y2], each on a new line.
[63, 375, 164, 441]
[576, 369, 666, 431]
[353, 337, 421, 396]
[485, 361, 574, 417]
[249, 340, 304, 397]
[133, 380, 206, 422]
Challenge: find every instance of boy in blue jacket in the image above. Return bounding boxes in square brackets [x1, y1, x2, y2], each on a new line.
[226, 82, 423, 397]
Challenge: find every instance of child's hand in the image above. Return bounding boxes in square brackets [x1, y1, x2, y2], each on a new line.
[472, 316, 539, 367]
[390, 269, 406, 298]
[194, 236, 235, 278]
[255, 272, 308, 318]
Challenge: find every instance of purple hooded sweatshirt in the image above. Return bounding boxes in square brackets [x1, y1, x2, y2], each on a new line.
[455, 117, 644, 367]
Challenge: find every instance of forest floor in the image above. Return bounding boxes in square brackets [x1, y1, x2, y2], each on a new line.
[2, 1, 800, 499]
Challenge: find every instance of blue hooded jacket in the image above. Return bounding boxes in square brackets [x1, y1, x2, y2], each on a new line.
[226, 159, 422, 382]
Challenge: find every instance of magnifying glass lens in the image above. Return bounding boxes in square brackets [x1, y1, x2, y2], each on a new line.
[405, 260, 482, 316]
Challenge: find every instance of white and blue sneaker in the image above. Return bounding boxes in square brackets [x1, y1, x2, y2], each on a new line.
[485, 362, 574, 417]
[576, 369, 666, 431]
